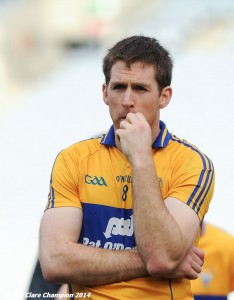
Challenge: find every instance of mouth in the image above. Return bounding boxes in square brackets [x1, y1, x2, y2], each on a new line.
[119, 116, 127, 121]
[118, 117, 126, 126]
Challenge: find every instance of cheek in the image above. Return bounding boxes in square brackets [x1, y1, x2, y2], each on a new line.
[141, 99, 158, 112]
[108, 96, 121, 110]
[141, 101, 158, 120]
[108, 101, 119, 117]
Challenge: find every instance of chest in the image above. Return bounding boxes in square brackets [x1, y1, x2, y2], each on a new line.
[78, 148, 172, 208]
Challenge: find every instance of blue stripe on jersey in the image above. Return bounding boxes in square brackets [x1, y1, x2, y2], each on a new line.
[195, 159, 214, 215]
[47, 177, 55, 209]
[101, 120, 171, 149]
[47, 152, 62, 209]
[190, 155, 212, 212]
[194, 295, 227, 300]
[101, 126, 116, 147]
[152, 120, 171, 148]
[47, 193, 51, 210]
[170, 136, 214, 215]
[79, 203, 136, 249]
[68, 284, 74, 300]
[50, 179, 55, 208]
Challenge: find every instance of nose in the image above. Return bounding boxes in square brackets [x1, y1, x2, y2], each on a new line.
[122, 88, 134, 108]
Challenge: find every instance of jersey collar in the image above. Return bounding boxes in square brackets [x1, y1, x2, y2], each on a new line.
[100, 120, 171, 149]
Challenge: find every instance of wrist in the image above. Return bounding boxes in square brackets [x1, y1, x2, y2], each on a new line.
[131, 156, 154, 170]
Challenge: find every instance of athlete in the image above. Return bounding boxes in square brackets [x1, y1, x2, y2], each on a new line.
[39, 35, 215, 299]
[191, 222, 234, 299]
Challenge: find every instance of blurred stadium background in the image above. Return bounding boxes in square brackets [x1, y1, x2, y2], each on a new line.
[0, 0, 234, 299]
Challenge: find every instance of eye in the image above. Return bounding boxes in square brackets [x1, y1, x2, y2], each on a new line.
[112, 84, 126, 90]
[134, 85, 147, 91]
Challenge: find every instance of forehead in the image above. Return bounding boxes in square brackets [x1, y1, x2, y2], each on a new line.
[110, 60, 156, 82]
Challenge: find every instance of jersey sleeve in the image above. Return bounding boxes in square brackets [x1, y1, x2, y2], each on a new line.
[166, 148, 215, 222]
[229, 237, 234, 291]
[45, 148, 81, 210]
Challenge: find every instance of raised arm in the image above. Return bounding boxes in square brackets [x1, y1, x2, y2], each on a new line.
[116, 112, 209, 277]
[132, 158, 201, 276]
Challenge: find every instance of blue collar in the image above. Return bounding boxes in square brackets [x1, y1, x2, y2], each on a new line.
[100, 120, 171, 148]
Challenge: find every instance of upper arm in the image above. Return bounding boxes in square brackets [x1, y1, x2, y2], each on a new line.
[39, 207, 82, 268]
[164, 147, 215, 224]
[230, 238, 234, 290]
[46, 150, 81, 210]
[165, 197, 200, 250]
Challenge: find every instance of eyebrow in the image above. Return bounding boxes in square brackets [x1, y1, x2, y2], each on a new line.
[110, 81, 150, 88]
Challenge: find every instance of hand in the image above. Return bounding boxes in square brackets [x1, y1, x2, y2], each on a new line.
[166, 246, 204, 280]
[115, 112, 152, 164]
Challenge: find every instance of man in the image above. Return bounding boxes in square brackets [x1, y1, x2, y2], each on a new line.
[191, 222, 234, 299]
[39, 35, 215, 299]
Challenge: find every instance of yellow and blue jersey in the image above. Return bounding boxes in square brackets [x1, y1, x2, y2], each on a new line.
[46, 120, 215, 300]
[191, 223, 234, 300]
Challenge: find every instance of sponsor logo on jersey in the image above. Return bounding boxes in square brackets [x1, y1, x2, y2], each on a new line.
[116, 175, 132, 183]
[85, 174, 107, 186]
[80, 203, 136, 250]
[83, 236, 136, 250]
[104, 215, 133, 238]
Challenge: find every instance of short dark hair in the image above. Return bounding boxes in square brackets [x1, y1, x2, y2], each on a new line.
[103, 35, 173, 93]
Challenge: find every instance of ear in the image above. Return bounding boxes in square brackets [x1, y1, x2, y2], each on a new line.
[102, 83, 109, 105]
[159, 86, 172, 109]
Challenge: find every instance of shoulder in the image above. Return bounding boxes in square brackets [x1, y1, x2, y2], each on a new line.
[168, 134, 214, 169]
[169, 134, 206, 156]
[58, 134, 105, 162]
